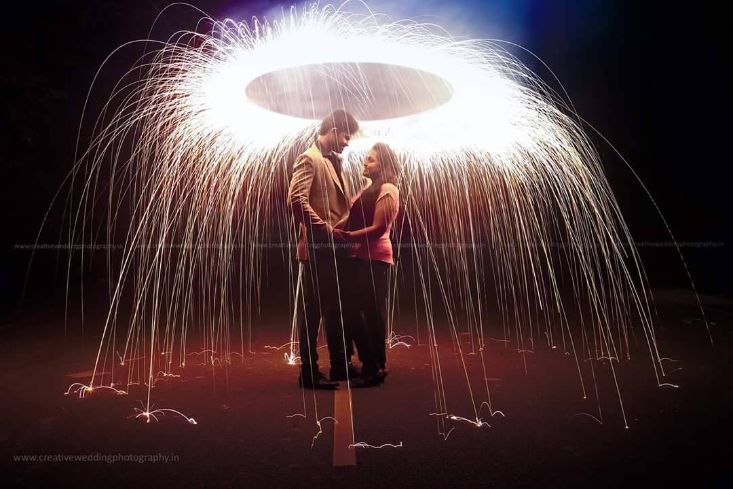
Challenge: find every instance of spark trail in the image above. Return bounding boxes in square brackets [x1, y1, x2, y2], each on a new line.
[56, 2, 679, 431]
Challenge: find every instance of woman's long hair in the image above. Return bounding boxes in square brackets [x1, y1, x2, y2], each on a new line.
[346, 143, 401, 231]
[371, 142, 400, 185]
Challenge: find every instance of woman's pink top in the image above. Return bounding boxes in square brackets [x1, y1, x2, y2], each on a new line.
[350, 183, 400, 265]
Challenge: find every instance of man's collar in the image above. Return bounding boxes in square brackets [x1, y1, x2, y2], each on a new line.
[315, 138, 341, 160]
[314, 138, 331, 157]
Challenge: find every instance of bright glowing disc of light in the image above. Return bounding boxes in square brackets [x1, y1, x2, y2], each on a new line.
[60, 2, 679, 432]
[245, 62, 454, 120]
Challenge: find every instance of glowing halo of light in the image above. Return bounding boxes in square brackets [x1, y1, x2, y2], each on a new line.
[171, 3, 574, 157]
[59, 2, 677, 432]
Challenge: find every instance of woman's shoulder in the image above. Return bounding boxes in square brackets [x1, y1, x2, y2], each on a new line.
[379, 182, 399, 198]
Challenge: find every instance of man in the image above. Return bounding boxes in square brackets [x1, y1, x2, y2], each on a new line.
[288, 110, 360, 389]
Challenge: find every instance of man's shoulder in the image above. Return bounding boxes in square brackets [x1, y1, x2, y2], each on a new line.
[299, 145, 322, 162]
[295, 146, 326, 170]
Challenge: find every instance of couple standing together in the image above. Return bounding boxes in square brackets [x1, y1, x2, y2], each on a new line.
[287, 110, 400, 389]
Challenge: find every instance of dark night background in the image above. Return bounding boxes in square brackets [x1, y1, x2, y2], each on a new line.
[1, 1, 730, 487]
[1, 0, 728, 317]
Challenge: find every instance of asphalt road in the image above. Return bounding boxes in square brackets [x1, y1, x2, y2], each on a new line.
[2, 290, 730, 488]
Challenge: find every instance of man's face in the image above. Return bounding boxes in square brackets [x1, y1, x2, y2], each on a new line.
[333, 130, 352, 154]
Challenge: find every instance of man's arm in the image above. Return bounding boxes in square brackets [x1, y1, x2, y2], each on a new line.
[287, 154, 331, 238]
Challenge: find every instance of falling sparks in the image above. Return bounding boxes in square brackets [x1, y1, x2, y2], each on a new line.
[57, 1, 685, 432]
[387, 332, 414, 349]
[284, 352, 300, 366]
[65, 383, 128, 398]
[304, 417, 338, 448]
[430, 412, 491, 429]
[133, 407, 198, 425]
[350, 441, 403, 449]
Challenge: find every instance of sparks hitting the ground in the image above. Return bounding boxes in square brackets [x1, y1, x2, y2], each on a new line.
[56, 2, 684, 436]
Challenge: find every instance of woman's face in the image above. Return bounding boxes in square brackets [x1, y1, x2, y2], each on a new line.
[363, 149, 381, 180]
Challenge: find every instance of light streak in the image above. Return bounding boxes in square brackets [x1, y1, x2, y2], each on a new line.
[572, 412, 603, 425]
[387, 332, 414, 349]
[429, 412, 491, 429]
[659, 357, 683, 375]
[478, 401, 506, 418]
[588, 356, 619, 363]
[65, 383, 128, 398]
[55, 1, 696, 432]
[185, 349, 216, 357]
[133, 407, 198, 425]
[350, 441, 403, 449]
[116, 352, 145, 366]
[264, 341, 298, 351]
[150, 371, 181, 387]
[310, 417, 338, 448]
[441, 427, 456, 440]
[156, 371, 180, 379]
[284, 352, 300, 365]
[264, 340, 324, 364]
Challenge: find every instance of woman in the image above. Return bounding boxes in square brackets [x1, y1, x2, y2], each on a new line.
[343, 142, 400, 385]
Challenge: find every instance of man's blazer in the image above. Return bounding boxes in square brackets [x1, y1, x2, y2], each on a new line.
[287, 143, 351, 261]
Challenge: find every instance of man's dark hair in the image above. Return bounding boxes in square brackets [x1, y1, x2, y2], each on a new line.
[319, 109, 359, 136]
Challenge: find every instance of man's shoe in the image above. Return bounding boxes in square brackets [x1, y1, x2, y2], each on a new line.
[375, 368, 389, 384]
[330, 363, 361, 381]
[299, 371, 339, 390]
[348, 374, 380, 388]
